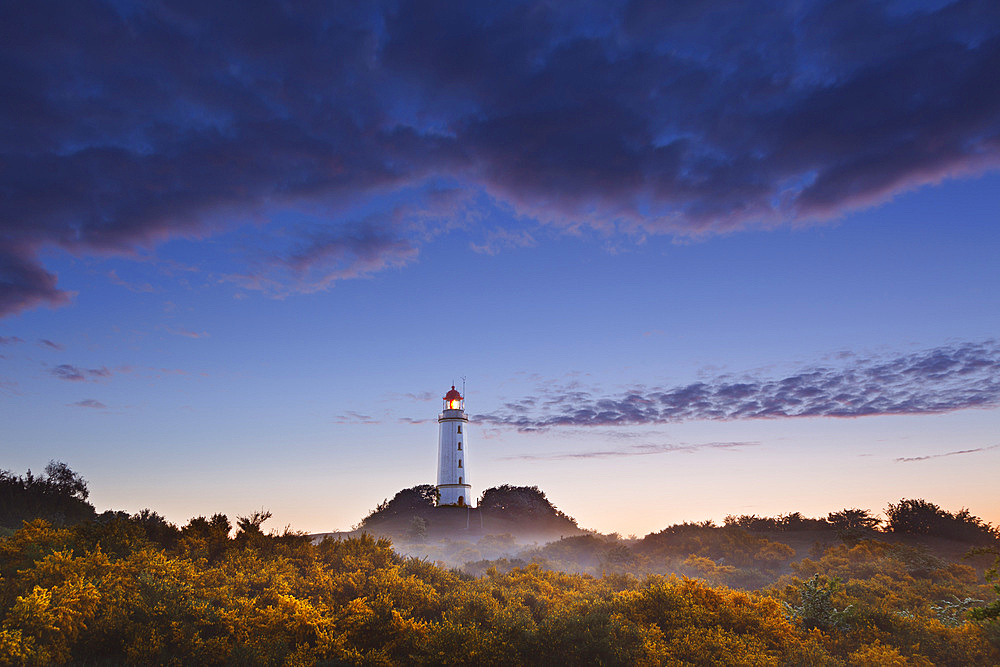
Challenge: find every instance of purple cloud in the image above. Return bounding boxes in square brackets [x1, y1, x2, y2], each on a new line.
[332, 411, 380, 425]
[2, 1, 1000, 315]
[896, 443, 1000, 463]
[107, 269, 155, 293]
[50, 364, 113, 382]
[0, 336, 24, 345]
[503, 441, 759, 461]
[478, 341, 1000, 430]
[38, 339, 64, 350]
[231, 222, 420, 295]
[69, 398, 108, 409]
[163, 326, 210, 339]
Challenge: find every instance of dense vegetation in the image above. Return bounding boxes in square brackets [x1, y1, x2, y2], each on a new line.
[356, 485, 581, 544]
[1, 465, 998, 665]
[0, 462, 95, 532]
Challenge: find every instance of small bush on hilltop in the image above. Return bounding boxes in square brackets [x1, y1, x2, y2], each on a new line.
[359, 484, 439, 527]
[478, 485, 578, 527]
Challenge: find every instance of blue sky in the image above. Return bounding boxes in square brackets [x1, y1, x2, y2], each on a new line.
[2, 0, 999, 535]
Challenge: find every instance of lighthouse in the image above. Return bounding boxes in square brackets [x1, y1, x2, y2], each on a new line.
[437, 385, 471, 506]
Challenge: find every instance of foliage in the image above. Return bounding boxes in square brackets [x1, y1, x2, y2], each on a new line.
[360, 485, 439, 527]
[828, 507, 882, 542]
[0, 513, 998, 665]
[724, 511, 830, 532]
[885, 499, 999, 544]
[2, 478, 999, 664]
[783, 574, 854, 630]
[636, 523, 796, 572]
[970, 547, 1000, 623]
[0, 462, 96, 528]
[827, 508, 881, 532]
[932, 596, 985, 627]
[478, 485, 578, 528]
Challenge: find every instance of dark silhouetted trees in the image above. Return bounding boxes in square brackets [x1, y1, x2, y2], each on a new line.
[478, 485, 578, 528]
[886, 499, 999, 544]
[0, 461, 96, 528]
[360, 485, 438, 527]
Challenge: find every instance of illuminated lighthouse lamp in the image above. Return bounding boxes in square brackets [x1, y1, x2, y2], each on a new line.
[444, 386, 463, 410]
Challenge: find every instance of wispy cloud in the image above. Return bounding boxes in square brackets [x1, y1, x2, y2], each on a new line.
[50, 364, 113, 382]
[896, 443, 1000, 463]
[332, 411, 380, 425]
[69, 398, 108, 409]
[478, 341, 1000, 430]
[163, 326, 210, 339]
[0, 336, 24, 345]
[503, 441, 759, 461]
[107, 269, 156, 293]
[470, 228, 537, 256]
[38, 338, 64, 350]
[228, 221, 421, 297]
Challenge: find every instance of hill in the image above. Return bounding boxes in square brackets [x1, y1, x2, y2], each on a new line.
[320, 484, 584, 545]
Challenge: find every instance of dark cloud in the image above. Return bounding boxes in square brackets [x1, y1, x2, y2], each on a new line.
[50, 364, 113, 382]
[3, 1, 1000, 314]
[38, 338, 64, 350]
[478, 341, 1000, 430]
[503, 441, 759, 461]
[896, 443, 999, 463]
[69, 398, 108, 409]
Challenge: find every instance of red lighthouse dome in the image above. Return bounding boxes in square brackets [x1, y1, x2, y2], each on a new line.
[443, 386, 463, 410]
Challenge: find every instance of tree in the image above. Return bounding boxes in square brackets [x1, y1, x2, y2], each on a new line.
[827, 508, 880, 531]
[828, 508, 881, 542]
[885, 499, 998, 543]
[885, 499, 945, 535]
[478, 485, 578, 527]
[359, 485, 438, 527]
[42, 461, 89, 501]
[0, 463, 95, 528]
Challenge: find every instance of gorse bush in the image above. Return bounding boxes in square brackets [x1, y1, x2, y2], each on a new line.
[1, 516, 997, 665]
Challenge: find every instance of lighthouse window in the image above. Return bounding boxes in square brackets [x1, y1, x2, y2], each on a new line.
[457, 442, 462, 450]
[458, 476, 463, 484]
[457, 425, 462, 433]
[458, 459, 463, 468]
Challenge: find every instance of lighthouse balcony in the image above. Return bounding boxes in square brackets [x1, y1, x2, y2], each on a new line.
[438, 409, 469, 421]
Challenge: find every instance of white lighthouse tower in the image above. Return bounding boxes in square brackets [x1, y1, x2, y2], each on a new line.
[436, 385, 472, 506]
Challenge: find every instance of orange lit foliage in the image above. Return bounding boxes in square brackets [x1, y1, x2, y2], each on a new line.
[774, 539, 998, 665]
[1, 519, 998, 665]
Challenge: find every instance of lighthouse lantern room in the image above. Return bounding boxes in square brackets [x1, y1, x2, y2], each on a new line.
[437, 385, 471, 506]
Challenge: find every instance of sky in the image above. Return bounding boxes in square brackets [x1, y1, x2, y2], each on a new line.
[1, 0, 999, 537]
